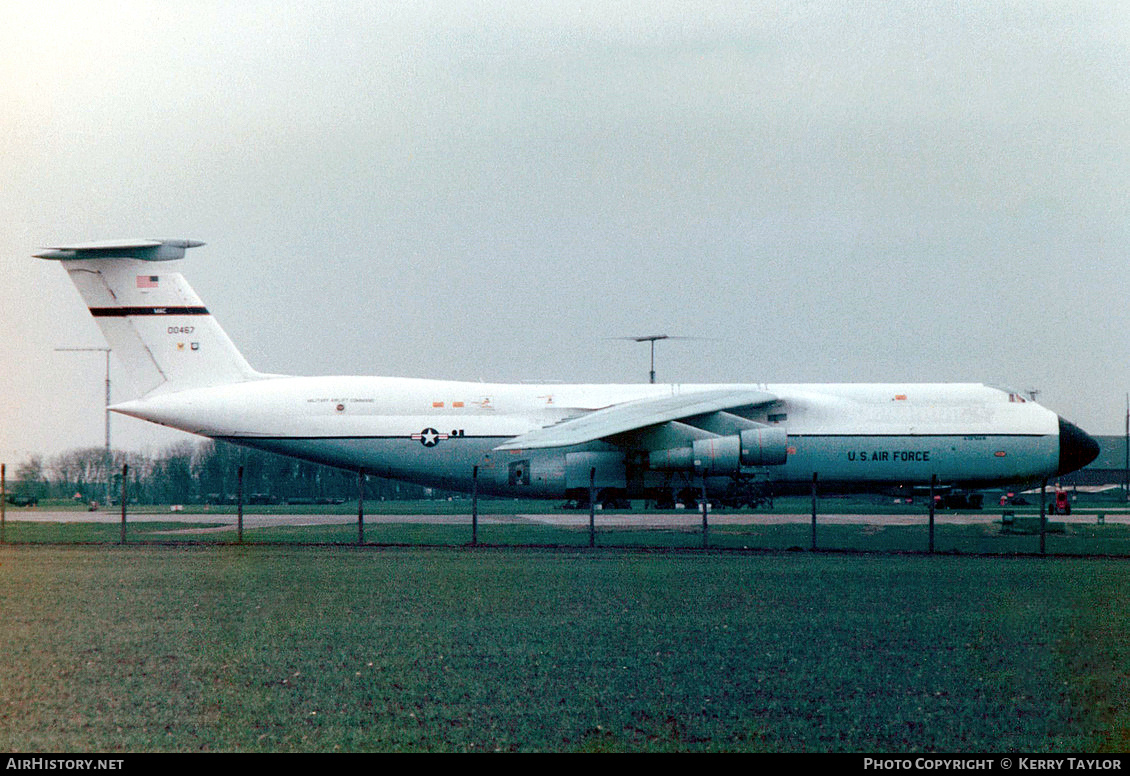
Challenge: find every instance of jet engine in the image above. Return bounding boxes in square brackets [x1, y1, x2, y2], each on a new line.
[649, 426, 788, 474]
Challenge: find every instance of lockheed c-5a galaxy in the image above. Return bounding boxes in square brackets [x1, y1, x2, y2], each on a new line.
[37, 239, 1099, 507]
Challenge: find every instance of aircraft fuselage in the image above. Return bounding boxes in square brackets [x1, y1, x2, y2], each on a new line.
[112, 378, 1073, 499]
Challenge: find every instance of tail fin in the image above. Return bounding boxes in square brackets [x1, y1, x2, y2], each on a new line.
[37, 240, 264, 397]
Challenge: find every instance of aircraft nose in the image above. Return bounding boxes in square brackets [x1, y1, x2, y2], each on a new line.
[1057, 417, 1100, 476]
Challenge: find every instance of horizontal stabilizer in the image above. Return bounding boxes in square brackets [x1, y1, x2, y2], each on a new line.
[495, 388, 777, 450]
[39, 239, 261, 397]
[35, 239, 205, 262]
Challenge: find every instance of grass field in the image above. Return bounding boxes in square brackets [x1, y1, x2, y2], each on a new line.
[3, 516, 1130, 558]
[0, 545, 1127, 752]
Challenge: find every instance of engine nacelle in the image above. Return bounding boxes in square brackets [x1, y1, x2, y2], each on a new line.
[739, 426, 788, 466]
[648, 447, 695, 471]
[692, 436, 742, 474]
[648, 426, 789, 473]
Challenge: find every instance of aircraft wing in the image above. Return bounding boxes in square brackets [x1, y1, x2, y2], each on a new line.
[494, 389, 777, 450]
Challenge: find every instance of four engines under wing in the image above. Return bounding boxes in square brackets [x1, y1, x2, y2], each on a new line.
[494, 388, 788, 475]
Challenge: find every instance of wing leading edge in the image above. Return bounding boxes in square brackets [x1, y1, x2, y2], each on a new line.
[494, 389, 778, 451]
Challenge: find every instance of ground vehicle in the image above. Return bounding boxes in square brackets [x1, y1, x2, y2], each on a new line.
[5, 494, 37, 507]
[934, 492, 984, 510]
[1048, 489, 1071, 515]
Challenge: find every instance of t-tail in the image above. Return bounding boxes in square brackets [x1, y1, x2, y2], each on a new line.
[36, 239, 264, 397]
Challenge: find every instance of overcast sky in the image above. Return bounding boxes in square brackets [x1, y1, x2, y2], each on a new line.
[1, 1, 1127, 464]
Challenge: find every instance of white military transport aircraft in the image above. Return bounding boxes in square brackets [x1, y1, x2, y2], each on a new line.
[38, 239, 1099, 506]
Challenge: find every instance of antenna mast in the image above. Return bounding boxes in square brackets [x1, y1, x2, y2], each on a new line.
[627, 334, 669, 383]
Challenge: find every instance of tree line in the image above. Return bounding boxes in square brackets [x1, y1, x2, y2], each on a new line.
[6, 440, 435, 505]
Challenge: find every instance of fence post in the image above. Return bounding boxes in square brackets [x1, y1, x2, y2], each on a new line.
[471, 466, 478, 547]
[928, 474, 936, 554]
[237, 465, 244, 543]
[358, 468, 365, 546]
[1039, 478, 1047, 555]
[1, 463, 6, 544]
[589, 468, 596, 548]
[701, 474, 709, 549]
[811, 472, 818, 551]
[119, 463, 128, 545]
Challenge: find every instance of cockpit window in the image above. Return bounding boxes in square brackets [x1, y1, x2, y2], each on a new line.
[989, 385, 1033, 403]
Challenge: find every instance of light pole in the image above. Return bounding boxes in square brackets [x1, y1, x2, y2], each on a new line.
[55, 347, 112, 507]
